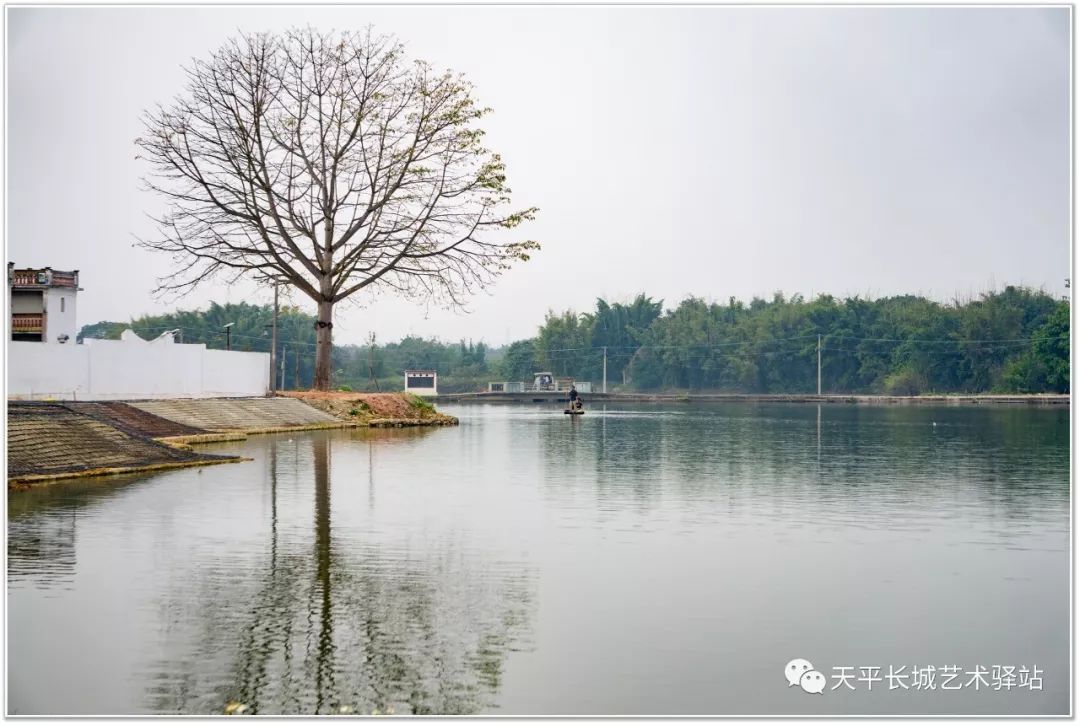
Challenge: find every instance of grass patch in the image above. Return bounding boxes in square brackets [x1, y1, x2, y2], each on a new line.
[407, 394, 436, 416]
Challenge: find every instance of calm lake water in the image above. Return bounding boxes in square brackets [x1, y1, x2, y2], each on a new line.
[7, 403, 1070, 715]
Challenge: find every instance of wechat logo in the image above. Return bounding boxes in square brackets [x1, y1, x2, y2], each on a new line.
[786, 658, 826, 694]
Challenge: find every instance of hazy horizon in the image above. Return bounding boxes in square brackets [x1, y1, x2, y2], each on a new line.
[8, 5, 1071, 347]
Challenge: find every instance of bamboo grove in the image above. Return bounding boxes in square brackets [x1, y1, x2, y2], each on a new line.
[79, 286, 1069, 394]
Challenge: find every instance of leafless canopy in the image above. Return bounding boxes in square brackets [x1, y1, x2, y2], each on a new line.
[137, 27, 539, 309]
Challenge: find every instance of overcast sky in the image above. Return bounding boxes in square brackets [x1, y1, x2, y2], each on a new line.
[7, 6, 1071, 347]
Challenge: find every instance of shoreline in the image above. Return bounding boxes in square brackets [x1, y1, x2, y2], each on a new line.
[432, 392, 1070, 406]
[8, 394, 457, 487]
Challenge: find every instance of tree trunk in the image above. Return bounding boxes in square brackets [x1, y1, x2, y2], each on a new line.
[313, 299, 335, 390]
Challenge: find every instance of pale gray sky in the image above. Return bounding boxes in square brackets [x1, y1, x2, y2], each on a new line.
[7, 5, 1071, 346]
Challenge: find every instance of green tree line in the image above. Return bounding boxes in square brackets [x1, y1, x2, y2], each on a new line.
[517, 288, 1069, 394]
[78, 286, 1069, 394]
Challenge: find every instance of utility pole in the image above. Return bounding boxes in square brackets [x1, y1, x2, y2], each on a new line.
[817, 335, 822, 396]
[280, 344, 287, 391]
[602, 346, 607, 394]
[223, 322, 234, 351]
[269, 283, 279, 394]
[295, 347, 301, 391]
[367, 332, 381, 392]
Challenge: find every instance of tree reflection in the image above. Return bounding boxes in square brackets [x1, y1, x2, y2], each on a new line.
[8, 474, 159, 588]
[145, 432, 535, 715]
[7, 505, 77, 587]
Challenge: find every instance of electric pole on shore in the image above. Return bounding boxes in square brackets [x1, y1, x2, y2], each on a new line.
[602, 346, 607, 394]
[817, 335, 822, 396]
[367, 332, 381, 392]
[280, 344, 287, 391]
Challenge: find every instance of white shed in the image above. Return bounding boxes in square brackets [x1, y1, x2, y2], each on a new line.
[404, 369, 438, 396]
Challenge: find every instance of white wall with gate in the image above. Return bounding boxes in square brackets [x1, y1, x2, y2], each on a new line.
[9, 337, 270, 400]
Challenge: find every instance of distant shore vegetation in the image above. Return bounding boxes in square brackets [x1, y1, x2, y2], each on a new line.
[79, 286, 1069, 395]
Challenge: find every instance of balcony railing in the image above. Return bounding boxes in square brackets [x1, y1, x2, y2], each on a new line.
[11, 271, 42, 286]
[10, 269, 78, 288]
[12, 313, 44, 333]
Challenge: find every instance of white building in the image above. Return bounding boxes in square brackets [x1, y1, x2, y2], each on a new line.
[7, 264, 271, 400]
[8, 263, 81, 343]
[404, 369, 438, 396]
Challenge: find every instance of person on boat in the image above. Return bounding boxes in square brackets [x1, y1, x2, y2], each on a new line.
[568, 385, 578, 405]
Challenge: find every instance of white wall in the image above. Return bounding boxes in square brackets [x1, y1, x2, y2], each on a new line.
[8, 341, 87, 398]
[43, 287, 77, 342]
[202, 349, 271, 397]
[85, 337, 204, 398]
[9, 339, 270, 400]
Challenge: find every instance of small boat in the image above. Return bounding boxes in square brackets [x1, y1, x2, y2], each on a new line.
[565, 394, 585, 415]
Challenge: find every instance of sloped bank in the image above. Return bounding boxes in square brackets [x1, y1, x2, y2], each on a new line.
[277, 391, 458, 427]
[8, 395, 456, 487]
[8, 403, 241, 487]
[128, 397, 345, 435]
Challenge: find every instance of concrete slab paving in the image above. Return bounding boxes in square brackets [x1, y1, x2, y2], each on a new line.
[128, 397, 341, 432]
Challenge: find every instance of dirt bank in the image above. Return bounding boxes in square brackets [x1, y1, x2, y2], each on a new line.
[278, 391, 458, 426]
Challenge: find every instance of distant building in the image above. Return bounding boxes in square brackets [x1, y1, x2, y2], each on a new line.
[528, 373, 589, 393]
[533, 371, 555, 390]
[8, 263, 81, 343]
[404, 369, 438, 396]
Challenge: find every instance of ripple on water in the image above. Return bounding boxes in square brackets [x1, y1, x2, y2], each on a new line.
[6, 404, 1070, 715]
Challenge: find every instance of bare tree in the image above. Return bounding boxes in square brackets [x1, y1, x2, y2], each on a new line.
[137, 27, 539, 389]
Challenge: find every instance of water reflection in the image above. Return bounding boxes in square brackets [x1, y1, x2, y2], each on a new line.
[8, 474, 156, 589]
[8, 404, 1068, 716]
[134, 432, 535, 715]
[532, 404, 1069, 527]
[7, 508, 77, 589]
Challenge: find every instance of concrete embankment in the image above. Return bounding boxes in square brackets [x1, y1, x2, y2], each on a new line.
[9, 394, 457, 486]
[129, 397, 344, 435]
[433, 392, 1069, 406]
[66, 401, 207, 438]
[8, 402, 240, 487]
